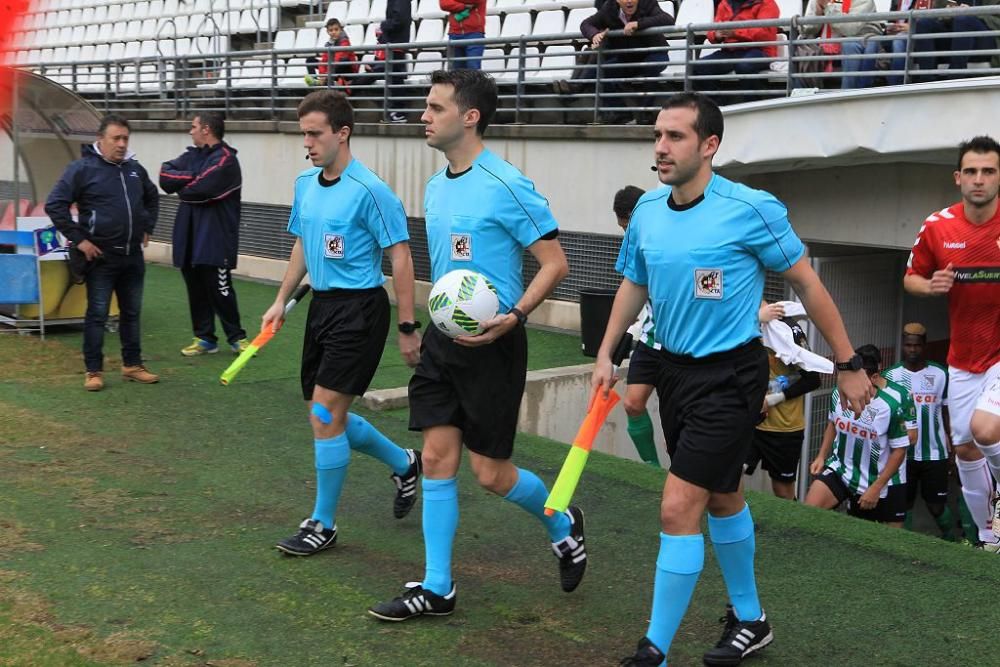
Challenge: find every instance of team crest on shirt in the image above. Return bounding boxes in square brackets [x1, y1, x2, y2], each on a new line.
[859, 405, 877, 425]
[324, 233, 345, 259]
[694, 269, 722, 299]
[451, 233, 472, 261]
[920, 374, 934, 390]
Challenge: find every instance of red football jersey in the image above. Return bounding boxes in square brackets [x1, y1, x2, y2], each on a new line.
[906, 202, 1000, 373]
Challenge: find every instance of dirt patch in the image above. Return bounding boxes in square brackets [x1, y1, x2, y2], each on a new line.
[0, 335, 83, 381]
[0, 519, 44, 559]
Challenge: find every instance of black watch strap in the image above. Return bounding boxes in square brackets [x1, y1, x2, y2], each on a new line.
[509, 307, 527, 327]
[835, 354, 863, 372]
[398, 320, 421, 334]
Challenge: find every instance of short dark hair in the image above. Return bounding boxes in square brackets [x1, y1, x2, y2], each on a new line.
[195, 111, 225, 140]
[613, 185, 645, 220]
[298, 90, 354, 137]
[98, 114, 130, 136]
[662, 92, 724, 144]
[430, 69, 497, 136]
[957, 135, 1000, 171]
[856, 344, 882, 375]
[325, 18, 342, 28]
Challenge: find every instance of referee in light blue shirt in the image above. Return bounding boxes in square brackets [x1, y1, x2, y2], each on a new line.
[595, 93, 874, 667]
[369, 70, 587, 623]
[262, 90, 424, 559]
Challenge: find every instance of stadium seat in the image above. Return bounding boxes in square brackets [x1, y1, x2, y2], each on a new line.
[369, 0, 387, 21]
[415, 0, 446, 20]
[774, 0, 801, 18]
[408, 50, 442, 83]
[83, 23, 100, 43]
[481, 47, 507, 75]
[873, 0, 890, 10]
[274, 29, 296, 51]
[497, 44, 539, 80]
[492, 0, 525, 13]
[236, 9, 257, 33]
[344, 23, 363, 46]
[674, 0, 713, 26]
[363, 22, 380, 45]
[231, 59, 266, 87]
[499, 12, 531, 38]
[294, 27, 321, 50]
[345, 0, 372, 25]
[532, 10, 565, 36]
[565, 8, 590, 36]
[278, 58, 311, 87]
[414, 18, 444, 44]
[134, 1, 150, 20]
[485, 14, 501, 38]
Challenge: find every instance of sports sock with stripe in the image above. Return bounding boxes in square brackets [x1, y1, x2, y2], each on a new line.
[627, 412, 661, 466]
[311, 434, 350, 528]
[345, 413, 410, 475]
[503, 468, 570, 542]
[421, 477, 458, 596]
[708, 504, 762, 622]
[646, 532, 704, 658]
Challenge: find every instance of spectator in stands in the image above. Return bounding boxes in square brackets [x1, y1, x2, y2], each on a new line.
[905, 0, 1000, 79]
[440, 0, 487, 69]
[45, 114, 160, 391]
[799, 0, 882, 88]
[690, 0, 779, 97]
[576, 0, 674, 124]
[306, 19, 360, 90]
[159, 112, 248, 358]
[376, 0, 412, 122]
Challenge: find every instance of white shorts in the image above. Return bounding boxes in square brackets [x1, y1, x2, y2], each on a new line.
[948, 362, 1000, 445]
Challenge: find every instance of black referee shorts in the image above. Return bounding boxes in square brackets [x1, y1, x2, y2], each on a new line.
[655, 339, 768, 493]
[300, 286, 390, 400]
[906, 459, 950, 508]
[626, 341, 661, 387]
[408, 325, 527, 460]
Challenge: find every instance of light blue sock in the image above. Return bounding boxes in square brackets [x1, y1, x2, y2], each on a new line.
[421, 477, 458, 596]
[503, 468, 571, 542]
[708, 504, 762, 622]
[344, 413, 410, 475]
[310, 434, 350, 528]
[646, 533, 704, 660]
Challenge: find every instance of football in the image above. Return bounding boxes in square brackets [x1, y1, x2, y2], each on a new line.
[427, 269, 500, 338]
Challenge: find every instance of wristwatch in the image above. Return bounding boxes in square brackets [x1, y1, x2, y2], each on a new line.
[509, 307, 528, 327]
[398, 321, 421, 334]
[835, 354, 864, 372]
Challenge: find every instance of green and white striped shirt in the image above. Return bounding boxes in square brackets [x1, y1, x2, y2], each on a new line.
[882, 362, 949, 461]
[627, 302, 662, 351]
[825, 387, 910, 496]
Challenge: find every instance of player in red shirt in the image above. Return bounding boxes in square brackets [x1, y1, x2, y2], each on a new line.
[904, 135, 1000, 551]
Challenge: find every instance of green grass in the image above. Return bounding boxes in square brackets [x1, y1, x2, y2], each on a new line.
[0, 265, 996, 666]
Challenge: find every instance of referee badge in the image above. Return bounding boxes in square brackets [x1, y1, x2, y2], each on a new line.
[451, 233, 472, 261]
[694, 268, 723, 299]
[324, 233, 345, 259]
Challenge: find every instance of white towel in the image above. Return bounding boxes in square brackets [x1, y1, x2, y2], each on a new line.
[761, 302, 834, 374]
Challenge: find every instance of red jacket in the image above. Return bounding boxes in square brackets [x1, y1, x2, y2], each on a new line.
[440, 0, 486, 35]
[707, 0, 779, 58]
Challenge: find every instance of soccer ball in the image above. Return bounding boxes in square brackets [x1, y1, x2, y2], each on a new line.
[427, 269, 500, 338]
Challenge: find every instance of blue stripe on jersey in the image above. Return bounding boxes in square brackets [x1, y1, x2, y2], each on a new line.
[616, 174, 804, 358]
[287, 159, 409, 291]
[424, 149, 558, 313]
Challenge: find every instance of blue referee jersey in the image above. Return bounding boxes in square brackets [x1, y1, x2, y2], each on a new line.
[616, 173, 804, 357]
[424, 148, 558, 313]
[287, 159, 409, 291]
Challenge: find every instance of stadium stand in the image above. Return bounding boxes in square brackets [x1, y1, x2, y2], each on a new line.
[2, 0, 997, 121]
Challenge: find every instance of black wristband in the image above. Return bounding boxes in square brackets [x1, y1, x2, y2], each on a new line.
[509, 307, 527, 327]
[398, 320, 422, 334]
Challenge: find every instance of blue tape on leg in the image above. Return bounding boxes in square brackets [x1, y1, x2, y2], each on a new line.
[311, 402, 332, 424]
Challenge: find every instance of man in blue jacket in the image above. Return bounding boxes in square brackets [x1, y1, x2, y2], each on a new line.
[46, 114, 160, 392]
[159, 112, 248, 356]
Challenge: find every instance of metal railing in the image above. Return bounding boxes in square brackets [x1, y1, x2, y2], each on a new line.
[13, 4, 1000, 122]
